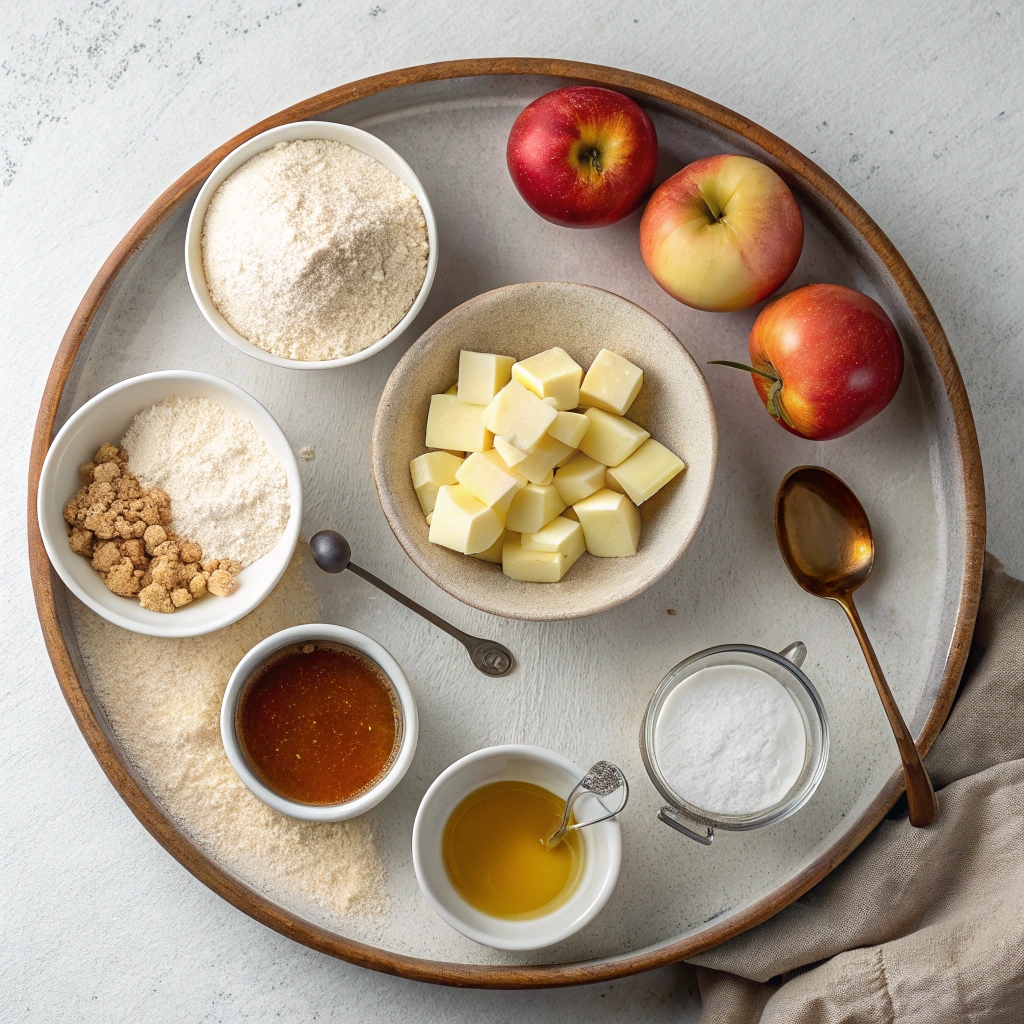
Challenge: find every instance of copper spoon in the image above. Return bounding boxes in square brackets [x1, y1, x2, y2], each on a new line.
[309, 530, 515, 677]
[775, 467, 937, 827]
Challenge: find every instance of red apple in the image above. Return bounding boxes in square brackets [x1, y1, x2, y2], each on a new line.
[507, 86, 658, 227]
[640, 154, 803, 311]
[714, 284, 904, 440]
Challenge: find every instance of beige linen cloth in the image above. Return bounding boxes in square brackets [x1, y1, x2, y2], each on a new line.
[690, 554, 1024, 1023]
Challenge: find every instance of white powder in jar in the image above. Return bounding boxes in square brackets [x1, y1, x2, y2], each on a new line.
[653, 663, 807, 815]
[201, 138, 429, 361]
[122, 394, 290, 567]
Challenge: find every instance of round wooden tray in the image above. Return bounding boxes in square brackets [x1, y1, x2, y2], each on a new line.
[28, 58, 984, 988]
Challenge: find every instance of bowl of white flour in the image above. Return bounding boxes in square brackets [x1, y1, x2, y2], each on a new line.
[38, 371, 303, 638]
[186, 121, 438, 370]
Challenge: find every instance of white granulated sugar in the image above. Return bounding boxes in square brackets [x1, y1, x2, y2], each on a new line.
[72, 548, 387, 918]
[121, 394, 290, 567]
[654, 664, 807, 815]
[201, 139, 429, 361]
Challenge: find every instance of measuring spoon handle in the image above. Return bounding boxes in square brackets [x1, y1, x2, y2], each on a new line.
[346, 561, 515, 677]
[837, 594, 938, 827]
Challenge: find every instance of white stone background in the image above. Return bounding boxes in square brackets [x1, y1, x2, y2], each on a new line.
[2, 1, 1021, 1020]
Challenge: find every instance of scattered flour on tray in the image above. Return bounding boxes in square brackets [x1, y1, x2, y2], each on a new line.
[201, 138, 429, 361]
[72, 547, 387, 917]
[121, 394, 290, 567]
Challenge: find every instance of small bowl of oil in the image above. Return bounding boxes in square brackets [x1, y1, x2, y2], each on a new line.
[411, 745, 622, 950]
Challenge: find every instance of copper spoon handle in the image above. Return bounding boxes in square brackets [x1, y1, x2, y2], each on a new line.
[835, 594, 938, 827]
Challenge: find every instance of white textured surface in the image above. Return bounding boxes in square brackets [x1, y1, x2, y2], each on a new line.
[3, 2, 1021, 1021]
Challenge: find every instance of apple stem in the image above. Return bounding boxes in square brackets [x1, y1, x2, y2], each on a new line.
[580, 147, 602, 173]
[707, 359, 778, 383]
[708, 360, 793, 427]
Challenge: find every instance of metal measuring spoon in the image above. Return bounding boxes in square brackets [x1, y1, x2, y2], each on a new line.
[309, 530, 515, 677]
[545, 760, 629, 849]
[775, 466, 937, 827]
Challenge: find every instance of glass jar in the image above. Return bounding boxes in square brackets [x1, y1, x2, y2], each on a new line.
[639, 642, 829, 844]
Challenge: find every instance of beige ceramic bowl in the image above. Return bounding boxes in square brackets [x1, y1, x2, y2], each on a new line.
[372, 282, 718, 621]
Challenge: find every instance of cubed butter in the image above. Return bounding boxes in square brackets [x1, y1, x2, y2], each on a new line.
[505, 483, 566, 534]
[494, 435, 528, 467]
[577, 408, 650, 467]
[502, 538, 569, 583]
[456, 449, 526, 513]
[511, 347, 583, 410]
[521, 516, 586, 565]
[605, 439, 686, 505]
[458, 351, 515, 405]
[553, 452, 606, 505]
[561, 505, 579, 522]
[410, 450, 464, 515]
[425, 394, 493, 453]
[548, 409, 590, 448]
[579, 348, 644, 415]
[481, 380, 557, 453]
[574, 488, 641, 557]
[444, 383, 458, 395]
[425, 510, 433, 525]
[497, 433, 573, 484]
[428, 484, 505, 554]
[473, 529, 509, 564]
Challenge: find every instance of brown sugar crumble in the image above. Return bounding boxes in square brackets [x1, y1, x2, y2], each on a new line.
[63, 443, 242, 613]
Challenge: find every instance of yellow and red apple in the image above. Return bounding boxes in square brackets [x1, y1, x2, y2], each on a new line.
[507, 87, 658, 228]
[714, 283, 904, 440]
[639, 154, 804, 311]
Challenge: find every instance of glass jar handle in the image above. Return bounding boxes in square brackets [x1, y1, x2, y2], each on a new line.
[778, 641, 806, 668]
[657, 805, 714, 845]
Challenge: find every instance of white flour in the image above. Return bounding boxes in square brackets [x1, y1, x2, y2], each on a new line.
[653, 663, 807, 815]
[122, 394, 290, 567]
[201, 139, 429, 361]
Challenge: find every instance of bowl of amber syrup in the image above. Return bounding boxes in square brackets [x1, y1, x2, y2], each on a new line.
[412, 745, 622, 950]
[221, 624, 418, 821]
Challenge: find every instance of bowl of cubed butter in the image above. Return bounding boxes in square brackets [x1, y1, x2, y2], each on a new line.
[372, 281, 718, 621]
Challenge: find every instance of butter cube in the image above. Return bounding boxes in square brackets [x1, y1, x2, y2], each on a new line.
[456, 449, 526, 513]
[574, 488, 641, 557]
[502, 538, 570, 583]
[444, 383, 458, 395]
[494, 435, 528, 467]
[458, 351, 515, 405]
[548, 409, 590, 448]
[512, 347, 583, 410]
[498, 433, 573, 485]
[579, 349, 644, 415]
[505, 483, 566, 534]
[426, 394, 493, 453]
[521, 516, 586, 565]
[473, 529, 510, 564]
[553, 453, 606, 505]
[429, 484, 505, 554]
[410, 451, 464, 515]
[535, 469, 554, 486]
[577, 408, 649, 467]
[606, 439, 686, 505]
[561, 506, 579, 522]
[481, 380, 557, 453]
[425, 510, 433, 525]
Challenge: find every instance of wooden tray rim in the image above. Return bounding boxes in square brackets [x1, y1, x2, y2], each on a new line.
[26, 57, 986, 989]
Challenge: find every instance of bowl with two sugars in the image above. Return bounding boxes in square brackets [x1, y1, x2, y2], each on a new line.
[372, 280, 718, 621]
[185, 120, 438, 370]
[412, 745, 621, 951]
[37, 370, 302, 638]
[221, 624, 418, 822]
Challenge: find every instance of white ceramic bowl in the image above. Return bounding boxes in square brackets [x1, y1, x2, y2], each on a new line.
[185, 120, 438, 370]
[221, 624, 418, 821]
[37, 370, 302, 638]
[412, 745, 622, 951]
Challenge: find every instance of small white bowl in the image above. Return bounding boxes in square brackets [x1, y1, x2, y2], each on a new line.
[412, 745, 622, 951]
[37, 370, 302, 638]
[221, 624, 418, 821]
[185, 120, 439, 371]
